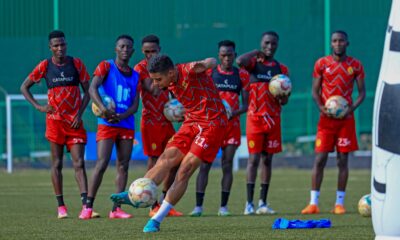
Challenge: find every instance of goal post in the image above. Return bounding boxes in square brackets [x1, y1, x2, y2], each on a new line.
[6, 94, 48, 173]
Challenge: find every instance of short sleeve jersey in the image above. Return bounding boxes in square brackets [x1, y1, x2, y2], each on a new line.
[207, 65, 250, 121]
[28, 57, 90, 123]
[313, 55, 365, 105]
[168, 62, 227, 126]
[245, 58, 289, 117]
[134, 59, 170, 124]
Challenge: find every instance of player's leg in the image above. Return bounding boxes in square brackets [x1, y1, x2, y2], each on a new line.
[301, 152, 328, 214]
[245, 153, 260, 215]
[49, 142, 67, 219]
[69, 143, 88, 206]
[332, 117, 358, 214]
[218, 144, 237, 216]
[331, 152, 349, 214]
[144, 153, 202, 232]
[302, 117, 335, 214]
[257, 152, 276, 214]
[109, 138, 133, 219]
[110, 147, 185, 207]
[80, 139, 114, 219]
[147, 156, 158, 171]
[190, 161, 212, 216]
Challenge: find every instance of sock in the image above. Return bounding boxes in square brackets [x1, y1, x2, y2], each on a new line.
[152, 200, 173, 223]
[56, 195, 65, 207]
[151, 201, 159, 210]
[310, 190, 320, 205]
[260, 183, 270, 204]
[159, 191, 167, 203]
[80, 192, 87, 206]
[196, 192, 205, 207]
[246, 183, 255, 204]
[335, 191, 346, 205]
[86, 197, 95, 209]
[112, 202, 120, 212]
[221, 191, 230, 207]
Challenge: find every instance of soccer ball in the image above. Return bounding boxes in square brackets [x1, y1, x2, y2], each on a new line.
[221, 99, 232, 119]
[92, 95, 116, 117]
[163, 99, 184, 122]
[128, 178, 158, 208]
[268, 74, 292, 97]
[325, 95, 349, 119]
[358, 194, 371, 217]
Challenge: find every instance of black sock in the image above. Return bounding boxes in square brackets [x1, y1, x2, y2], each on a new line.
[86, 197, 94, 208]
[112, 202, 120, 212]
[56, 195, 65, 207]
[81, 192, 87, 206]
[151, 201, 159, 210]
[247, 183, 255, 203]
[260, 183, 270, 204]
[196, 192, 205, 207]
[221, 191, 230, 207]
[159, 190, 167, 203]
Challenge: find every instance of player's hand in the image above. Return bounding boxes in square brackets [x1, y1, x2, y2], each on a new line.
[37, 104, 54, 113]
[320, 106, 334, 118]
[339, 105, 353, 119]
[256, 51, 266, 62]
[276, 93, 289, 105]
[103, 109, 119, 123]
[70, 115, 82, 129]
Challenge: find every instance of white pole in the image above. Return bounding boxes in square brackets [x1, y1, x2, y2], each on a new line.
[6, 95, 12, 173]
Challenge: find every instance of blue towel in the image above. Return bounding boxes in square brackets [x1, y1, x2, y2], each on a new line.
[272, 218, 331, 229]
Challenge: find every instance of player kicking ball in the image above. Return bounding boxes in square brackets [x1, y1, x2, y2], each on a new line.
[110, 54, 228, 232]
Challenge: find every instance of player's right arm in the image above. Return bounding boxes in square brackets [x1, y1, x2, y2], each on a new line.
[312, 59, 331, 117]
[20, 60, 54, 113]
[236, 49, 260, 69]
[190, 58, 217, 73]
[89, 61, 117, 122]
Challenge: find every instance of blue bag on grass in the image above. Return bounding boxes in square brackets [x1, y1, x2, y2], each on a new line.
[272, 218, 331, 229]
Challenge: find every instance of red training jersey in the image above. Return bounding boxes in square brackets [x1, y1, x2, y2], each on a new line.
[313, 55, 365, 105]
[134, 59, 171, 125]
[207, 65, 250, 122]
[28, 57, 90, 123]
[169, 62, 227, 126]
[245, 57, 289, 117]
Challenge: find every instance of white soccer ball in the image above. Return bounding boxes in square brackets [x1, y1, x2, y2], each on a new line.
[358, 194, 371, 217]
[221, 99, 232, 119]
[128, 178, 158, 208]
[163, 99, 184, 122]
[268, 74, 292, 97]
[325, 95, 349, 119]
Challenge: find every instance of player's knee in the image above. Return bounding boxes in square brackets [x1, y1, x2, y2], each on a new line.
[336, 160, 348, 170]
[72, 159, 84, 170]
[117, 163, 129, 173]
[51, 159, 63, 171]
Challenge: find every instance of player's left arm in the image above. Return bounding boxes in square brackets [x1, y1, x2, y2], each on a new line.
[191, 58, 217, 73]
[232, 89, 249, 118]
[343, 64, 366, 118]
[232, 69, 250, 117]
[71, 58, 90, 128]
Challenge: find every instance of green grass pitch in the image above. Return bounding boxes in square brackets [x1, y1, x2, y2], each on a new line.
[0, 167, 373, 239]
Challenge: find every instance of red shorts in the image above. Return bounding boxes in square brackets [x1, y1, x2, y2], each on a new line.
[166, 122, 226, 163]
[45, 118, 87, 151]
[221, 118, 241, 148]
[96, 125, 135, 142]
[246, 115, 282, 154]
[315, 115, 358, 153]
[141, 122, 175, 157]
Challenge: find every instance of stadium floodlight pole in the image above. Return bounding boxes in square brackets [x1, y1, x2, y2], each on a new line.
[324, 0, 331, 56]
[53, 0, 59, 30]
